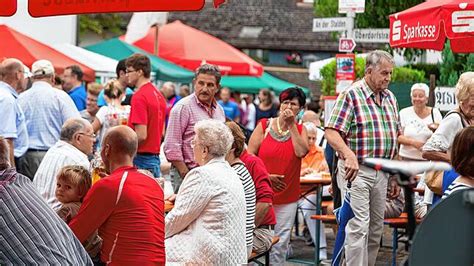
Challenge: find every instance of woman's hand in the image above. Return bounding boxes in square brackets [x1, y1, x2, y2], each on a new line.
[301, 168, 314, 176]
[269, 174, 286, 192]
[165, 194, 177, 203]
[281, 109, 296, 127]
[411, 139, 425, 150]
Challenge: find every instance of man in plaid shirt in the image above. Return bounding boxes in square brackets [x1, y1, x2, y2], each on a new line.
[325, 50, 401, 266]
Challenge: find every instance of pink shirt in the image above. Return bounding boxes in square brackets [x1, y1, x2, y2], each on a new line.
[164, 93, 225, 169]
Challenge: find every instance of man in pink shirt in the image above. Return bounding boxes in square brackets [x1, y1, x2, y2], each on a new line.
[164, 64, 225, 192]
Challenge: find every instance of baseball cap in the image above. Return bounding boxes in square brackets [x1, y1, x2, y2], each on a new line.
[23, 65, 33, 78]
[32, 60, 55, 76]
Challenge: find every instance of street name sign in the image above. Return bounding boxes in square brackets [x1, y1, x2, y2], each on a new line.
[312, 17, 350, 32]
[354, 28, 390, 43]
[339, 0, 365, 13]
[339, 38, 356, 52]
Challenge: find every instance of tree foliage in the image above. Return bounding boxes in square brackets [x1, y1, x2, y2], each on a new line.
[314, 0, 425, 61]
[439, 41, 474, 86]
[79, 14, 126, 37]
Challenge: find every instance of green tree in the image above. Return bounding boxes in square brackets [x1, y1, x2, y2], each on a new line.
[79, 14, 126, 37]
[438, 41, 474, 86]
[314, 0, 425, 61]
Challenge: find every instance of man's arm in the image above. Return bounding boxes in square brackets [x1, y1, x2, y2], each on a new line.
[134, 124, 148, 145]
[254, 202, 271, 227]
[422, 150, 450, 163]
[6, 138, 15, 167]
[164, 104, 190, 178]
[324, 128, 358, 182]
[170, 160, 189, 178]
[69, 182, 115, 243]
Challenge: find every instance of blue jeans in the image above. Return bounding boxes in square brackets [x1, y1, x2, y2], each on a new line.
[133, 154, 161, 178]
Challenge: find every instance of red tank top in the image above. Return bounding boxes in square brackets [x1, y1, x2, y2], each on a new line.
[257, 118, 303, 204]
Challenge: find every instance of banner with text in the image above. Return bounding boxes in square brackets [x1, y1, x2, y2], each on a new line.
[434, 87, 457, 111]
[336, 54, 355, 93]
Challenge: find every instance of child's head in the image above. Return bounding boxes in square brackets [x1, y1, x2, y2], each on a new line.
[55, 165, 92, 204]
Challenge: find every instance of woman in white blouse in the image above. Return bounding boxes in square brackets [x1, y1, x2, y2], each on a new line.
[398, 83, 442, 161]
[165, 119, 247, 264]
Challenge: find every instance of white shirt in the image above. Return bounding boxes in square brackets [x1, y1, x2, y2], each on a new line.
[241, 100, 256, 130]
[399, 107, 442, 160]
[32, 140, 90, 210]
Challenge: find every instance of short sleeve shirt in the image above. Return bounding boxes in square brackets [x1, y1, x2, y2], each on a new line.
[326, 79, 401, 160]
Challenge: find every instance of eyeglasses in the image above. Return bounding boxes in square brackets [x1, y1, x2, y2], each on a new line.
[125, 69, 137, 74]
[78, 132, 96, 139]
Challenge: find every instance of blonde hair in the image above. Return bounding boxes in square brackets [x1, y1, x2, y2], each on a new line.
[104, 79, 124, 99]
[56, 165, 92, 201]
[87, 82, 102, 96]
[455, 72, 474, 103]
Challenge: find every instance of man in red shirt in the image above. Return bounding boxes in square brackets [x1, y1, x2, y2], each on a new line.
[126, 53, 166, 178]
[70, 126, 165, 265]
[240, 149, 276, 254]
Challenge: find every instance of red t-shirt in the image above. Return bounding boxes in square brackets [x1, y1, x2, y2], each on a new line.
[257, 118, 303, 204]
[128, 82, 166, 154]
[240, 150, 276, 226]
[69, 166, 165, 265]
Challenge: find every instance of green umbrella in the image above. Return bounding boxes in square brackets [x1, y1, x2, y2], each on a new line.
[85, 38, 194, 83]
[221, 72, 310, 95]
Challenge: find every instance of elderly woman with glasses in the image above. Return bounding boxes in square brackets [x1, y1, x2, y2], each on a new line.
[248, 87, 309, 264]
[165, 119, 247, 265]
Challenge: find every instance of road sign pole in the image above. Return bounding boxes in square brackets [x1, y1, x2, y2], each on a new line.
[346, 11, 355, 40]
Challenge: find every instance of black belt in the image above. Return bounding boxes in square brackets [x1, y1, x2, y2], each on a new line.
[27, 148, 48, 152]
[137, 152, 159, 156]
[258, 224, 274, 230]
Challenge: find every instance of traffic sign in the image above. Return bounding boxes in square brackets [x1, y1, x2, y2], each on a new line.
[354, 29, 389, 43]
[312, 17, 350, 32]
[339, 0, 365, 13]
[339, 38, 356, 52]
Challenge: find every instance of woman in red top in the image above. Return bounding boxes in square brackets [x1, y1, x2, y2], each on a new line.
[248, 87, 308, 265]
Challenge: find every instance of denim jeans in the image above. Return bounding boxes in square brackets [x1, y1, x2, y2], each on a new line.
[134, 154, 161, 178]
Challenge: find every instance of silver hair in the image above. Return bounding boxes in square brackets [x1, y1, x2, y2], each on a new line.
[365, 50, 395, 74]
[455, 72, 474, 102]
[194, 119, 234, 158]
[303, 122, 317, 134]
[60, 118, 89, 142]
[162, 81, 175, 89]
[194, 64, 221, 84]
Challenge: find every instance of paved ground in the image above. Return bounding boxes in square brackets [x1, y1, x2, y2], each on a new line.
[284, 223, 409, 265]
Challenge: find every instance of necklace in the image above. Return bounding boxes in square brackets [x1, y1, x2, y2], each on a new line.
[276, 117, 290, 136]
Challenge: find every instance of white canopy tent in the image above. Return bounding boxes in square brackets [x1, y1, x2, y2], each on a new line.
[52, 43, 119, 83]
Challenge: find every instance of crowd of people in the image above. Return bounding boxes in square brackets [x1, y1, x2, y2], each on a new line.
[0, 49, 473, 265]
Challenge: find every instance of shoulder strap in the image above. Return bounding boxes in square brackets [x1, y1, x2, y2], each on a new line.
[445, 110, 468, 128]
[431, 107, 435, 123]
[263, 118, 272, 139]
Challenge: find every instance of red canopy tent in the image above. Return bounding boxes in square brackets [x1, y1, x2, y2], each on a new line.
[389, 0, 474, 53]
[129, 20, 264, 76]
[0, 25, 95, 81]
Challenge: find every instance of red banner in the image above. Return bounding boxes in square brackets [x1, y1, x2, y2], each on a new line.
[28, 0, 208, 17]
[0, 0, 17, 16]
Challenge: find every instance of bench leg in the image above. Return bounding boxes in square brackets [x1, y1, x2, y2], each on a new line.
[392, 228, 398, 266]
[265, 252, 270, 266]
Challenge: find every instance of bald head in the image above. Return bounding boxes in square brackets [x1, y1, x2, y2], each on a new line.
[302, 110, 320, 125]
[0, 58, 23, 81]
[103, 126, 138, 157]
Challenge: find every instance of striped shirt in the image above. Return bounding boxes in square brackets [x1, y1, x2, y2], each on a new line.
[442, 181, 471, 199]
[164, 93, 225, 169]
[32, 140, 90, 210]
[326, 79, 401, 160]
[18, 81, 80, 150]
[232, 163, 256, 249]
[0, 168, 92, 265]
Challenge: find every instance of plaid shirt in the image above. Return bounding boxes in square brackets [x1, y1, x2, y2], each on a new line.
[326, 79, 401, 161]
[164, 93, 225, 169]
[0, 168, 92, 265]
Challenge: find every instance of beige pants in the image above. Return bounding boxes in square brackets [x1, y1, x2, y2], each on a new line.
[252, 227, 274, 255]
[337, 160, 388, 266]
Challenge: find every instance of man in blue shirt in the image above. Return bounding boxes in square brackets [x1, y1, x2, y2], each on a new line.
[97, 59, 134, 107]
[0, 58, 29, 170]
[62, 65, 87, 111]
[218, 87, 240, 122]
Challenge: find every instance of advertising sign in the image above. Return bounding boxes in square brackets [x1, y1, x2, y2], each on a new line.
[434, 87, 457, 111]
[339, 0, 365, 13]
[0, 0, 16, 16]
[28, 0, 219, 17]
[336, 53, 356, 93]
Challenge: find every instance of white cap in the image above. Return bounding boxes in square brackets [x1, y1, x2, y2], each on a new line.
[32, 60, 54, 77]
[23, 65, 33, 78]
[410, 83, 429, 97]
